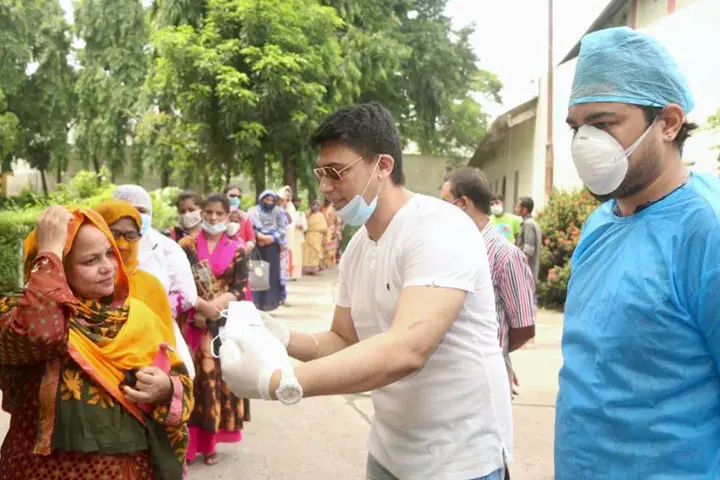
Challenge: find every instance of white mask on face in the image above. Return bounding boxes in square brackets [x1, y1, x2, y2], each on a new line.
[571, 121, 656, 196]
[202, 221, 227, 236]
[179, 210, 202, 230]
[490, 204, 504, 216]
[226, 222, 241, 237]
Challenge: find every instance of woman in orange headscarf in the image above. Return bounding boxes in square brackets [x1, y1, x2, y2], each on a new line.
[0, 206, 193, 479]
[94, 199, 195, 380]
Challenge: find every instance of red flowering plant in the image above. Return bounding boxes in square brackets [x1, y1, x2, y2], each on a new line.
[535, 188, 599, 309]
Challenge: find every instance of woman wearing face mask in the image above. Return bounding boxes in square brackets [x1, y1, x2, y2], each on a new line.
[168, 191, 204, 242]
[112, 185, 201, 323]
[248, 190, 286, 311]
[303, 199, 328, 275]
[224, 185, 256, 251]
[177, 193, 250, 467]
[0, 206, 193, 479]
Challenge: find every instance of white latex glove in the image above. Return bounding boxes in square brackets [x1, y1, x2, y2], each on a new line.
[259, 311, 290, 348]
[219, 324, 292, 400]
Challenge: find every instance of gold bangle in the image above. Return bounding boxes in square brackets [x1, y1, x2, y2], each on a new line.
[310, 333, 320, 360]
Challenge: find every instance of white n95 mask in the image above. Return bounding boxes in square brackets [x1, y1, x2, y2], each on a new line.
[571, 121, 655, 196]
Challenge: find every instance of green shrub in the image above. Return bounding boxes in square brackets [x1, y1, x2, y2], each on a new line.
[150, 187, 182, 231]
[536, 188, 599, 310]
[0, 208, 43, 294]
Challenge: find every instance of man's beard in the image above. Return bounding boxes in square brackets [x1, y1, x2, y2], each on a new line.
[595, 145, 663, 202]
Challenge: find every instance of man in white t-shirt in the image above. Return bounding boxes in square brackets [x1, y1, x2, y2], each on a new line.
[219, 102, 512, 480]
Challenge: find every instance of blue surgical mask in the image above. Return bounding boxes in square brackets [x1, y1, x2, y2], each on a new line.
[230, 197, 241, 208]
[261, 202, 275, 213]
[335, 157, 381, 227]
[140, 213, 152, 236]
[202, 221, 227, 236]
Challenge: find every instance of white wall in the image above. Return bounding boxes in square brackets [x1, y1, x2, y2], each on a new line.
[475, 114, 539, 208]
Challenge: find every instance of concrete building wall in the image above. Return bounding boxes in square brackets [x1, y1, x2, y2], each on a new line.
[402, 154, 453, 197]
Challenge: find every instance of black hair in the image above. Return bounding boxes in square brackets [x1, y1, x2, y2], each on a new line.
[444, 168, 492, 215]
[224, 184, 242, 195]
[641, 106, 697, 154]
[176, 190, 203, 209]
[310, 102, 405, 185]
[491, 194, 505, 203]
[518, 196, 535, 214]
[204, 192, 230, 213]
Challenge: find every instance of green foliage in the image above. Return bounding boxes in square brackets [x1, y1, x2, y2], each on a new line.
[150, 186, 182, 230]
[7, 0, 75, 195]
[1, 0, 501, 199]
[536, 189, 599, 310]
[74, 0, 149, 178]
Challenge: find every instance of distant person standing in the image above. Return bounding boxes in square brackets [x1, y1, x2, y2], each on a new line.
[442, 168, 536, 403]
[490, 195, 522, 244]
[515, 197, 542, 280]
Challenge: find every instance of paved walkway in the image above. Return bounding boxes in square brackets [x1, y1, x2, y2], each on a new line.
[0, 268, 563, 479]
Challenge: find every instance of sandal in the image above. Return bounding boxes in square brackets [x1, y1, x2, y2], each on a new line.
[204, 453, 220, 466]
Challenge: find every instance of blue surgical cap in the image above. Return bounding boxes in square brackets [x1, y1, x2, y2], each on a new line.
[569, 27, 694, 114]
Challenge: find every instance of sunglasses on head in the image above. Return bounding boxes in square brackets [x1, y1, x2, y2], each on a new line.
[313, 155, 367, 182]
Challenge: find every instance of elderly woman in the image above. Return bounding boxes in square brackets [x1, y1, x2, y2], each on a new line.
[94, 199, 195, 380]
[248, 190, 286, 311]
[0, 206, 193, 479]
[177, 193, 250, 466]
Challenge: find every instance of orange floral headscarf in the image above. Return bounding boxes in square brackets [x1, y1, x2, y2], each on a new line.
[22, 207, 180, 425]
[93, 199, 142, 271]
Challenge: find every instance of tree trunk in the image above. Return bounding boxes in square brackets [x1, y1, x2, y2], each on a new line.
[253, 156, 266, 200]
[161, 168, 171, 188]
[300, 175, 317, 203]
[40, 169, 49, 197]
[225, 162, 233, 186]
[281, 151, 298, 197]
[55, 162, 62, 184]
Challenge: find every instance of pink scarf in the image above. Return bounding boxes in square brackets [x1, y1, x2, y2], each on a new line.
[197, 230, 239, 277]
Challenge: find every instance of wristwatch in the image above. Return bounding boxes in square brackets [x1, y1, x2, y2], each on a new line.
[275, 367, 303, 405]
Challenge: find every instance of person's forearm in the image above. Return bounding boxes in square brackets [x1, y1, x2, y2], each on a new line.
[508, 326, 535, 352]
[287, 330, 350, 362]
[271, 331, 420, 398]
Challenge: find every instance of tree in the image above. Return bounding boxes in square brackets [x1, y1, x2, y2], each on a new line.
[326, 0, 501, 158]
[147, 0, 349, 197]
[0, 0, 48, 173]
[9, 0, 75, 195]
[73, 0, 149, 179]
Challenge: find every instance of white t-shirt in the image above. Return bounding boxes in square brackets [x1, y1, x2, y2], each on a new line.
[337, 194, 513, 480]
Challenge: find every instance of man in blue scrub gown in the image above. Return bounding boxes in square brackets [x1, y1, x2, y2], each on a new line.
[555, 27, 720, 479]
